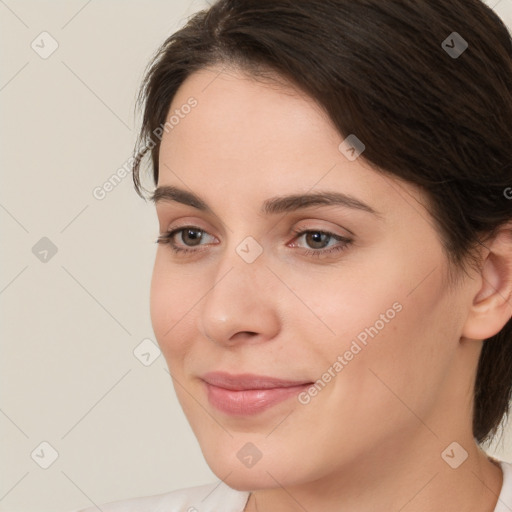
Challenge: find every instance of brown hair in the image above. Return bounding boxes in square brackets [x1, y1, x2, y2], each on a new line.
[131, 0, 512, 446]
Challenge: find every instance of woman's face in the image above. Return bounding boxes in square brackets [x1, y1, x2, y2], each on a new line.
[150, 66, 478, 490]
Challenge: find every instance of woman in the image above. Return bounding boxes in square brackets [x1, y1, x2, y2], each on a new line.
[73, 0, 512, 510]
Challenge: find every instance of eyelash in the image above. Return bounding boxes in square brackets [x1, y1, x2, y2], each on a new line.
[155, 226, 353, 259]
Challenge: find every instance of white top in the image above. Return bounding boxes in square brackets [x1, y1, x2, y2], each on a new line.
[71, 459, 512, 512]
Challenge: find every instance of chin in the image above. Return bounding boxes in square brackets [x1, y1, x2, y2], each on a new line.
[200, 441, 304, 491]
[215, 464, 289, 492]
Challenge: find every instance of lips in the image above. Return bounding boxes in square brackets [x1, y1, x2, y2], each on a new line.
[201, 372, 313, 415]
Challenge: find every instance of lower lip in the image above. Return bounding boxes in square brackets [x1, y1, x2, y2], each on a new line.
[204, 382, 312, 416]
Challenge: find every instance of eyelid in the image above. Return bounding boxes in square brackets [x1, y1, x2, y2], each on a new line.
[160, 218, 217, 237]
[157, 209, 227, 237]
[160, 219, 350, 243]
[161, 225, 217, 246]
[288, 228, 351, 245]
[157, 222, 354, 261]
[289, 220, 352, 239]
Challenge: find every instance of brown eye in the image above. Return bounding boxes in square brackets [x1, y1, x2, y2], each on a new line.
[304, 231, 331, 249]
[290, 228, 353, 259]
[156, 226, 216, 255]
[180, 228, 204, 246]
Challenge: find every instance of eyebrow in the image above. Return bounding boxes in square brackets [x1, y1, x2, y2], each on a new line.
[150, 185, 382, 218]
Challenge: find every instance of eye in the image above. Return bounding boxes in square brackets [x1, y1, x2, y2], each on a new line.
[294, 230, 340, 249]
[156, 226, 216, 254]
[289, 228, 353, 258]
[155, 226, 354, 259]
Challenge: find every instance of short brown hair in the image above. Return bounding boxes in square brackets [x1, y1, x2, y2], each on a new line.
[131, 0, 512, 445]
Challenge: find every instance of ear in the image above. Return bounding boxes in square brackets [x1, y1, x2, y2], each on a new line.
[461, 221, 512, 340]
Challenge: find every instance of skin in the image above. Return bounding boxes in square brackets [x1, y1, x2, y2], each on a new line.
[150, 65, 512, 512]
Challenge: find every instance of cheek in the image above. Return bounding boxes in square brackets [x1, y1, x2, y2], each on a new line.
[292, 240, 453, 398]
[326, 270, 454, 434]
[149, 254, 199, 362]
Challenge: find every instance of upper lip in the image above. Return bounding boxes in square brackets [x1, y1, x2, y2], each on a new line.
[201, 372, 313, 391]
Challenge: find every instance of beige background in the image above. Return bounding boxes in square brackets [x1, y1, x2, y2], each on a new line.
[1, 1, 512, 511]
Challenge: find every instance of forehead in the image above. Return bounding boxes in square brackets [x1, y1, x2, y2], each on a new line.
[167, 66, 337, 154]
[157, 66, 430, 224]
[161, 67, 366, 182]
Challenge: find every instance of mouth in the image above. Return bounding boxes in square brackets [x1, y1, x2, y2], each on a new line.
[201, 372, 314, 416]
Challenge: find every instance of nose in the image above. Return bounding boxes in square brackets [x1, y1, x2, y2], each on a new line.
[197, 253, 281, 347]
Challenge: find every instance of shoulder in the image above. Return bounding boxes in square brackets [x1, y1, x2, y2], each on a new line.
[493, 458, 512, 512]
[69, 480, 250, 512]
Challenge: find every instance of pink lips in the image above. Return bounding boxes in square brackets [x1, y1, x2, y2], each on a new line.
[201, 372, 313, 416]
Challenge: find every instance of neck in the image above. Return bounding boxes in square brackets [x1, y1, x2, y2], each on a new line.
[244, 435, 503, 512]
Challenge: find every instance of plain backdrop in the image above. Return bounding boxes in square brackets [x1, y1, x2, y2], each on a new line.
[1, 1, 512, 511]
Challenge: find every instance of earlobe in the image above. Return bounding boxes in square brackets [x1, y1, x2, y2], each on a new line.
[461, 224, 512, 341]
